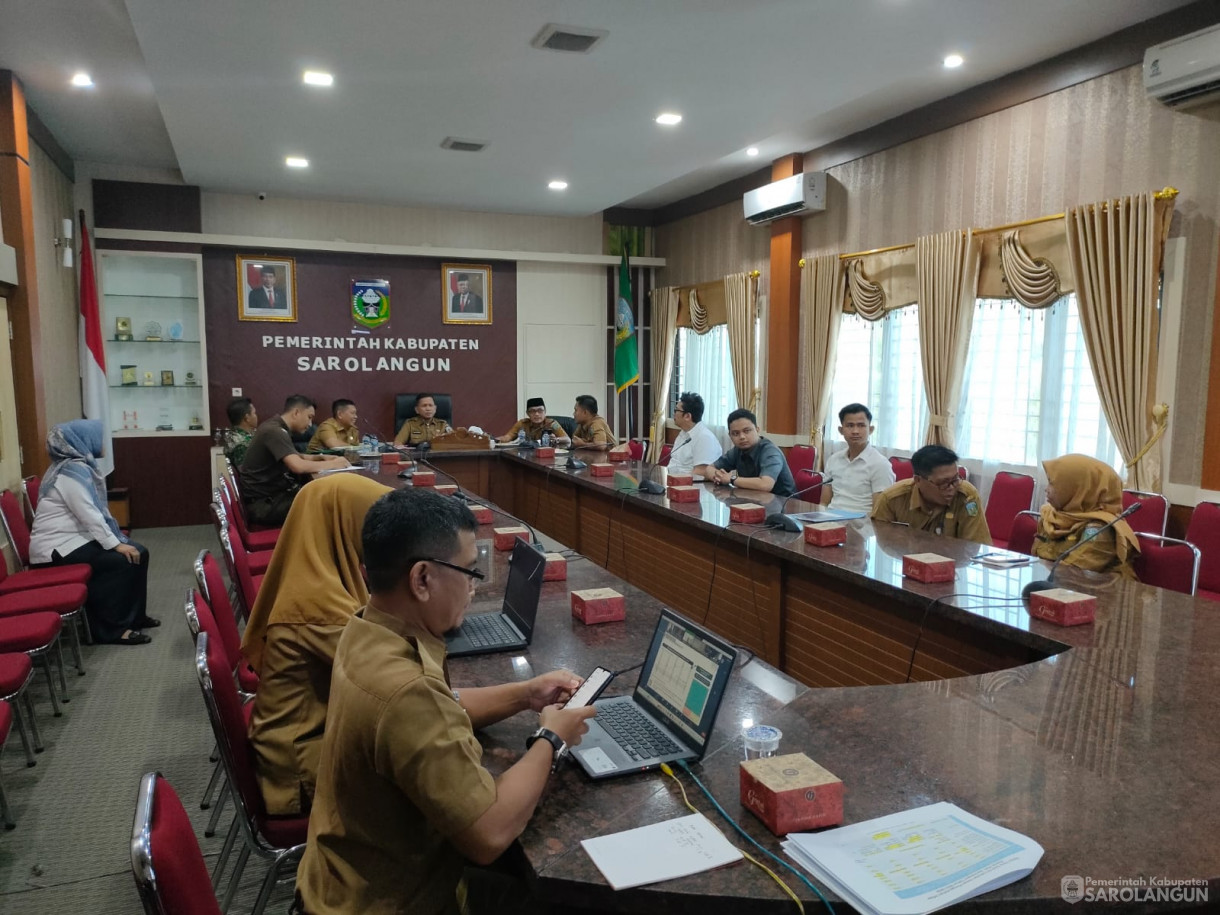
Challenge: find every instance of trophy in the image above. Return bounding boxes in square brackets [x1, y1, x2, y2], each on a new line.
[142, 371, 155, 386]
[121, 364, 137, 386]
[189, 414, 204, 431]
[169, 321, 184, 341]
[116, 317, 133, 341]
[156, 407, 173, 431]
[143, 321, 162, 342]
[184, 371, 198, 386]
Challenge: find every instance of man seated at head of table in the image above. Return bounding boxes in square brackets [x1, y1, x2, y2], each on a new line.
[871, 444, 991, 544]
[694, 408, 795, 496]
[393, 393, 453, 447]
[571, 394, 615, 451]
[498, 396, 571, 446]
[821, 402, 895, 512]
[308, 398, 361, 453]
[240, 394, 352, 527]
[667, 391, 723, 481]
[294, 487, 596, 914]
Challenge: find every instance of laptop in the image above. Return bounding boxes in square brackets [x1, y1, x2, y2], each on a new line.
[445, 539, 545, 657]
[571, 608, 737, 779]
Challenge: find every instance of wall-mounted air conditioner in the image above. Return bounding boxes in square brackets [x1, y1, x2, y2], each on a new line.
[743, 172, 826, 226]
[1144, 23, 1220, 109]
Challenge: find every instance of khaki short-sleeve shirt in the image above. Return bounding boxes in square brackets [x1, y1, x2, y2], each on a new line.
[871, 478, 992, 545]
[504, 417, 565, 442]
[573, 415, 614, 445]
[296, 605, 496, 915]
[394, 416, 452, 446]
[307, 418, 361, 453]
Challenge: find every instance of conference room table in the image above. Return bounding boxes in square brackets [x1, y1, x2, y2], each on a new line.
[361, 449, 1219, 912]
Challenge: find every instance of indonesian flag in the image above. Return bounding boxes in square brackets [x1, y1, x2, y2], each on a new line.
[78, 211, 113, 476]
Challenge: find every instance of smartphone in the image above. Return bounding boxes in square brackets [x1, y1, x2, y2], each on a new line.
[564, 667, 614, 709]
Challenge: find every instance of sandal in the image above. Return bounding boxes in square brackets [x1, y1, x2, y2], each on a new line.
[118, 630, 152, 645]
[135, 615, 162, 628]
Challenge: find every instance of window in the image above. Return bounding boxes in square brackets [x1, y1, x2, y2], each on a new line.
[675, 325, 735, 430]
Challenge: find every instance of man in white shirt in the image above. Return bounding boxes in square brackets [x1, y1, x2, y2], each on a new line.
[821, 403, 895, 513]
[667, 392, 723, 480]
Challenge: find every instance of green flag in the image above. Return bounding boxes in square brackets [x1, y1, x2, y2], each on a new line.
[614, 252, 640, 393]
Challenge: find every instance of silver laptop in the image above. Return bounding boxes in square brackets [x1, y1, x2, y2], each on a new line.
[445, 539, 544, 657]
[571, 609, 737, 779]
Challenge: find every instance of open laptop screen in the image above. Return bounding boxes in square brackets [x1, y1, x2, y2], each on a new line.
[634, 609, 736, 751]
[502, 539, 545, 636]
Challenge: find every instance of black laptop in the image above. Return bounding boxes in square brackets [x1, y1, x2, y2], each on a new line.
[445, 538, 545, 657]
[571, 608, 737, 779]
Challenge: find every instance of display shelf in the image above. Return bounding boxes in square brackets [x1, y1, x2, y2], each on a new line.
[107, 339, 201, 345]
[104, 292, 199, 301]
[110, 385, 205, 390]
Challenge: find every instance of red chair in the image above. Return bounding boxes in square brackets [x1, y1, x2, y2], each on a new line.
[985, 472, 1036, 549]
[1185, 502, 1220, 602]
[1122, 489, 1169, 536]
[793, 469, 826, 505]
[195, 632, 306, 915]
[211, 490, 271, 577]
[1008, 511, 1041, 556]
[21, 476, 40, 525]
[0, 653, 41, 767]
[787, 444, 817, 479]
[0, 613, 66, 717]
[195, 551, 259, 694]
[130, 771, 223, 915]
[957, 465, 968, 481]
[1133, 533, 1200, 596]
[889, 456, 913, 481]
[0, 491, 92, 588]
[218, 478, 280, 553]
[627, 439, 645, 461]
[0, 582, 88, 677]
[0, 700, 14, 828]
[214, 513, 262, 623]
[659, 444, 673, 467]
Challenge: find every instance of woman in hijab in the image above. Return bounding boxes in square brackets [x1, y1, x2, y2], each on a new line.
[241, 472, 390, 815]
[29, 420, 154, 644]
[1033, 453, 1139, 578]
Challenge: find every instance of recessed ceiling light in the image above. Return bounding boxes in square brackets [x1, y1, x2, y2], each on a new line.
[548, 180, 568, 190]
[285, 156, 309, 168]
[655, 112, 682, 126]
[303, 70, 334, 87]
[746, 147, 760, 157]
[943, 53, 964, 69]
[70, 72, 94, 88]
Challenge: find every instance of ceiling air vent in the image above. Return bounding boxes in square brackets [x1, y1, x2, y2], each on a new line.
[440, 137, 488, 152]
[530, 24, 608, 54]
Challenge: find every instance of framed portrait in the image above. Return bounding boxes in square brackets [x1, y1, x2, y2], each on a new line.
[237, 255, 297, 322]
[442, 263, 492, 325]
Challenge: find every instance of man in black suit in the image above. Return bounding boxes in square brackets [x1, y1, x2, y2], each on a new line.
[249, 265, 286, 310]
[450, 274, 484, 314]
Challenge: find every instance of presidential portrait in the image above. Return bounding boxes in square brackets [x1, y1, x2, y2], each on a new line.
[238, 255, 297, 322]
[442, 263, 492, 325]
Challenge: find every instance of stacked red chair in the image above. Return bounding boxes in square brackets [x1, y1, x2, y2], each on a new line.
[130, 771, 224, 915]
[0, 653, 42, 767]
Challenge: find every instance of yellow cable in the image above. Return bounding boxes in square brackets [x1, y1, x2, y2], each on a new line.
[660, 763, 805, 915]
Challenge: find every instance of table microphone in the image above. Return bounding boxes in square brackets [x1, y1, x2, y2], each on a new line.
[565, 450, 588, 471]
[763, 475, 835, 532]
[1021, 501, 1141, 601]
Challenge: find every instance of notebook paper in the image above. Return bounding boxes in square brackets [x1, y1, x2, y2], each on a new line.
[581, 813, 743, 890]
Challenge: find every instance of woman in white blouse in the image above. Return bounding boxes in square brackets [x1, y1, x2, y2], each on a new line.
[29, 420, 155, 645]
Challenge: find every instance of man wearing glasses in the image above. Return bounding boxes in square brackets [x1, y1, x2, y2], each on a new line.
[667, 392, 723, 480]
[871, 445, 991, 544]
[296, 488, 596, 914]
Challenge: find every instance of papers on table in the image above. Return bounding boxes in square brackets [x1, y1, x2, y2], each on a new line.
[783, 802, 1043, 915]
[313, 465, 362, 476]
[970, 552, 1035, 568]
[581, 813, 743, 890]
[791, 509, 867, 523]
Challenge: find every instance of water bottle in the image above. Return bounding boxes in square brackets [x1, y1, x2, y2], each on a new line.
[542, 432, 551, 448]
[517, 429, 526, 446]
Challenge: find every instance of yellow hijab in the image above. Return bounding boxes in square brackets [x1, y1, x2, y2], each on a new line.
[240, 473, 390, 673]
[1038, 454, 1138, 561]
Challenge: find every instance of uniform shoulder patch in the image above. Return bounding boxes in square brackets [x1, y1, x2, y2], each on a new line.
[965, 501, 979, 516]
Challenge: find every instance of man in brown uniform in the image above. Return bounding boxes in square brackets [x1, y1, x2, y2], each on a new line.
[308, 399, 361, 452]
[871, 445, 992, 544]
[571, 394, 614, 451]
[394, 393, 453, 446]
[498, 397, 570, 446]
[294, 488, 595, 915]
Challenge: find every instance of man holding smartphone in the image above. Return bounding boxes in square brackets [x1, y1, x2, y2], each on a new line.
[295, 488, 596, 914]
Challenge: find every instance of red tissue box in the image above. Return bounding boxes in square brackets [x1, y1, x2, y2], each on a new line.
[571, 588, 626, 624]
[668, 485, 701, 503]
[535, 446, 555, 460]
[902, 552, 955, 583]
[740, 753, 844, 836]
[1027, 588, 1097, 626]
[493, 526, 529, 551]
[468, 504, 493, 525]
[411, 471, 436, 487]
[666, 473, 693, 487]
[804, 522, 847, 547]
[607, 449, 630, 462]
[381, 453, 401, 466]
[543, 553, 567, 581]
[729, 502, 766, 524]
[435, 484, 459, 496]
[591, 462, 615, 477]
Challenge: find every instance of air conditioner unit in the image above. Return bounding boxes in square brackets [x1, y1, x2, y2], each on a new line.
[743, 172, 826, 226]
[1144, 23, 1220, 109]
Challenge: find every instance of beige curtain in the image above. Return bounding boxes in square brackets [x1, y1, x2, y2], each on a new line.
[648, 286, 680, 461]
[916, 229, 981, 447]
[1064, 191, 1176, 490]
[845, 259, 887, 320]
[999, 230, 1061, 308]
[798, 255, 845, 457]
[724, 272, 758, 412]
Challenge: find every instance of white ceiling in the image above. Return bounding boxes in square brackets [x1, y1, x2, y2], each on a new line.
[0, 0, 1198, 217]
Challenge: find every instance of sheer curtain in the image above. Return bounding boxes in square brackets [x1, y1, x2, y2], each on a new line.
[676, 325, 734, 444]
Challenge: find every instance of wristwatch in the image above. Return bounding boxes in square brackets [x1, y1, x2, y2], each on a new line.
[729, 470, 739, 484]
[526, 726, 568, 772]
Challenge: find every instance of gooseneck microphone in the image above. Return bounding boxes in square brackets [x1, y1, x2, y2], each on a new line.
[1021, 501, 1141, 600]
[565, 450, 588, 471]
[764, 475, 835, 533]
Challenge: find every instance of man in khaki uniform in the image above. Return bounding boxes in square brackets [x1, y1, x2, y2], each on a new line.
[394, 393, 453, 446]
[498, 397, 570, 446]
[571, 394, 614, 451]
[872, 445, 992, 545]
[308, 399, 361, 452]
[295, 488, 595, 915]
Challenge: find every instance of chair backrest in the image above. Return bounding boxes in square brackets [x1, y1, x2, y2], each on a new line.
[1185, 502, 1220, 594]
[787, 444, 817, 477]
[217, 477, 252, 543]
[394, 393, 454, 435]
[195, 549, 244, 636]
[659, 443, 673, 467]
[1133, 533, 1201, 596]
[0, 490, 31, 568]
[220, 525, 257, 622]
[190, 587, 244, 680]
[1007, 511, 1041, 556]
[131, 771, 223, 915]
[1122, 489, 1169, 536]
[985, 472, 1036, 544]
[794, 469, 825, 506]
[627, 439, 645, 461]
[22, 476, 40, 523]
[889, 456, 913, 481]
[549, 414, 576, 437]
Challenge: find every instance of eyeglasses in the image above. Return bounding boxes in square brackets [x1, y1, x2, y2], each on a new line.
[409, 557, 486, 582]
[919, 474, 961, 491]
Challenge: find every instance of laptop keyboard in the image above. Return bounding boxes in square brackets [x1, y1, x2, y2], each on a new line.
[598, 702, 683, 761]
[461, 613, 517, 648]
